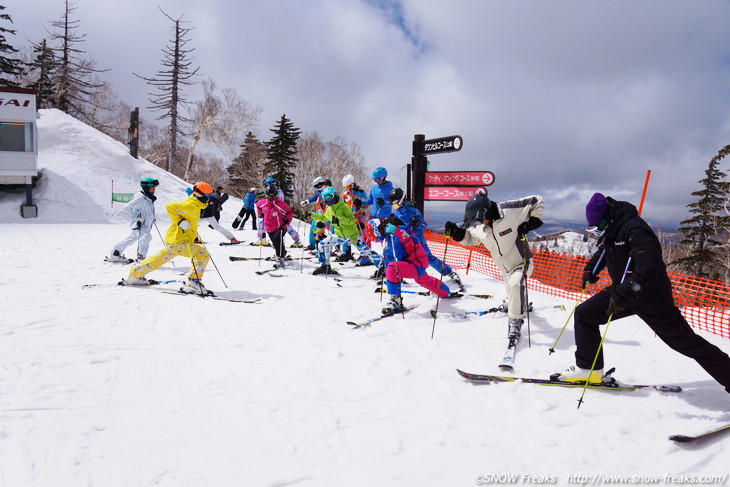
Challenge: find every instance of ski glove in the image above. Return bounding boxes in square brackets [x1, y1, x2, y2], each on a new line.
[331, 215, 339, 226]
[384, 223, 396, 234]
[353, 198, 362, 209]
[581, 270, 599, 289]
[444, 221, 466, 241]
[517, 216, 543, 236]
[607, 296, 625, 316]
[409, 216, 420, 228]
[179, 220, 191, 230]
[376, 198, 385, 206]
[300, 200, 309, 207]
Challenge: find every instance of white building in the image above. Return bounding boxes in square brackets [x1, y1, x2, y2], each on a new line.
[0, 87, 38, 217]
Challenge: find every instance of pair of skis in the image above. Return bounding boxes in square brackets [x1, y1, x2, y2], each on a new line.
[83, 279, 261, 303]
[457, 368, 729, 443]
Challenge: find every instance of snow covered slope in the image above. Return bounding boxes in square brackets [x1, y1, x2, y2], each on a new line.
[0, 110, 728, 487]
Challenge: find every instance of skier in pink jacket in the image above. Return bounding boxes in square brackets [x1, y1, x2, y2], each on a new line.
[255, 185, 293, 268]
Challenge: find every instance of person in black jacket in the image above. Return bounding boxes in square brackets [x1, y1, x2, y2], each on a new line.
[553, 193, 730, 393]
[199, 186, 239, 244]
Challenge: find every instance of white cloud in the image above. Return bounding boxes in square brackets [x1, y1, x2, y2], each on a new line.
[7, 0, 730, 226]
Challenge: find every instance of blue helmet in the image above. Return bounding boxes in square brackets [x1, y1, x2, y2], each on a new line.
[321, 186, 338, 205]
[372, 167, 387, 181]
[263, 177, 276, 186]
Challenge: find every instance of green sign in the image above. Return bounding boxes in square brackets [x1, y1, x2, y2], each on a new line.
[111, 192, 135, 203]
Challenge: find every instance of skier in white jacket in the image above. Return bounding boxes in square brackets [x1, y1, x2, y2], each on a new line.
[108, 178, 158, 262]
[445, 190, 544, 341]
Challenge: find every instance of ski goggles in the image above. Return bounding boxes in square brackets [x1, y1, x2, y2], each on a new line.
[141, 179, 159, 187]
[372, 177, 386, 184]
[586, 218, 608, 237]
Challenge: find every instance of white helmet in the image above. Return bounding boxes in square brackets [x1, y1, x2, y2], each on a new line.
[312, 176, 326, 187]
[342, 174, 355, 187]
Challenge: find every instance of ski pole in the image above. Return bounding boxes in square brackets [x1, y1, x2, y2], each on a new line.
[549, 249, 605, 354]
[153, 220, 176, 269]
[181, 229, 206, 296]
[577, 258, 631, 408]
[388, 233, 406, 319]
[520, 235, 532, 348]
[431, 230, 451, 339]
[577, 312, 614, 409]
[194, 229, 228, 288]
[296, 219, 306, 273]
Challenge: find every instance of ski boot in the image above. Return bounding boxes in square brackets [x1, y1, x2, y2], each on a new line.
[184, 278, 209, 295]
[551, 366, 604, 384]
[381, 295, 404, 315]
[312, 265, 339, 276]
[507, 318, 523, 340]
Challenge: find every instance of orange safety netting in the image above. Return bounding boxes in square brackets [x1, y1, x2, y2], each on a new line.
[425, 230, 730, 339]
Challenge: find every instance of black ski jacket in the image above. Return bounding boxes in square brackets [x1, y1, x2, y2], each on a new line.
[584, 199, 673, 309]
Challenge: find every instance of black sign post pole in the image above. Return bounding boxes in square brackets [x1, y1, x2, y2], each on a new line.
[412, 134, 463, 213]
[412, 134, 427, 214]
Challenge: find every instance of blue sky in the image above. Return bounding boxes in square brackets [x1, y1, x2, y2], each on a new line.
[7, 0, 730, 226]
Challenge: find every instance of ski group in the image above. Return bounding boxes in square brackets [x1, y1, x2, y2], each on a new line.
[101, 170, 730, 441]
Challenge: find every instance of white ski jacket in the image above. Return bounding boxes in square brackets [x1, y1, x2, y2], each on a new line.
[458, 195, 545, 275]
[123, 191, 156, 232]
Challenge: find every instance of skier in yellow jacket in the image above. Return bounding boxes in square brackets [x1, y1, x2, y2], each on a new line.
[125, 182, 215, 294]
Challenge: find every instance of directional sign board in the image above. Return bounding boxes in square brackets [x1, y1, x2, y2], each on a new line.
[424, 186, 487, 202]
[425, 171, 494, 187]
[421, 135, 463, 155]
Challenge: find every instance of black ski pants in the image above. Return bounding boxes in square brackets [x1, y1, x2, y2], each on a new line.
[267, 228, 287, 259]
[574, 287, 730, 393]
[239, 209, 257, 229]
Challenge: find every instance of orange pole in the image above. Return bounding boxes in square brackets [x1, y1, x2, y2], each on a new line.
[637, 170, 651, 216]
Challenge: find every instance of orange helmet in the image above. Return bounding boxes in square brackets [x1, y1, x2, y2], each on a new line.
[192, 182, 214, 196]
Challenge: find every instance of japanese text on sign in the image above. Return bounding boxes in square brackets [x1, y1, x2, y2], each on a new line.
[425, 171, 494, 187]
[421, 135, 463, 154]
[424, 186, 487, 201]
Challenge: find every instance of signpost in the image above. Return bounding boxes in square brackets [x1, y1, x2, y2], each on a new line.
[411, 134, 464, 213]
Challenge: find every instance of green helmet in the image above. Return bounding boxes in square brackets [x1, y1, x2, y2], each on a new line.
[141, 178, 159, 187]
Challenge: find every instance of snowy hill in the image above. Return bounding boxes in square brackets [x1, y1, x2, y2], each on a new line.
[0, 110, 729, 486]
[533, 231, 597, 257]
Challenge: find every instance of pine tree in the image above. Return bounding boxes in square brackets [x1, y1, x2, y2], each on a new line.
[673, 145, 730, 280]
[227, 131, 267, 197]
[265, 114, 301, 199]
[0, 5, 25, 86]
[134, 9, 199, 176]
[28, 39, 56, 107]
[46, 0, 108, 120]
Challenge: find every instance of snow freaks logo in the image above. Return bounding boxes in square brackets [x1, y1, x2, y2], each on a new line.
[475, 473, 557, 484]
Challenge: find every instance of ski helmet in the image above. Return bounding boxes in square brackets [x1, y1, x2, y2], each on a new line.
[312, 176, 326, 188]
[342, 174, 355, 187]
[140, 177, 159, 188]
[265, 184, 279, 198]
[321, 186, 338, 205]
[372, 167, 387, 181]
[263, 177, 276, 187]
[192, 182, 215, 197]
[388, 187, 406, 207]
[368, 218, 384, 241]
[250, 187, 257, 192]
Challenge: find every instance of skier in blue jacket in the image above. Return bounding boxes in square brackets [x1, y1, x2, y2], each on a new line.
[233, 188, 257, 230]
[361, 167, 394, 219]
[388, 187, 463, 289]
[373, 216, 457, 314]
